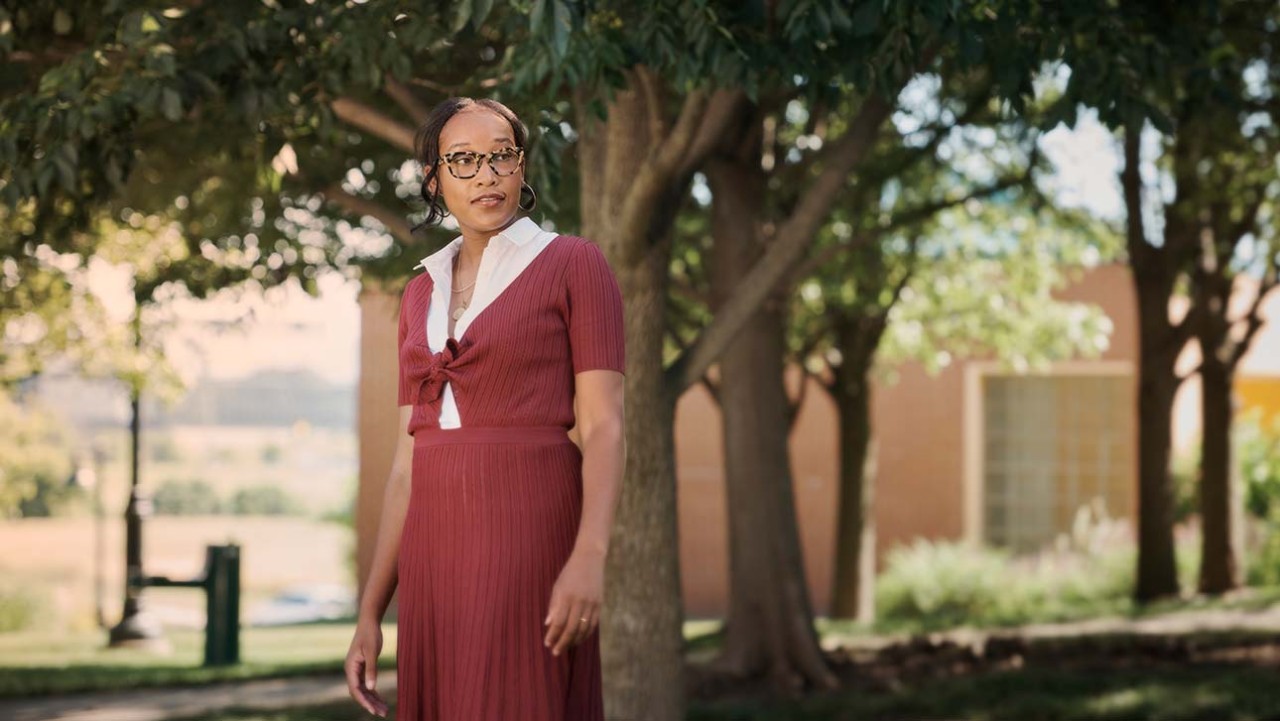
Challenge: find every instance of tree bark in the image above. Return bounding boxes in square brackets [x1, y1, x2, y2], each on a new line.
[1197, 350, 1244, 594]
[830, 327, 878, 623]
[1123, 125, 1187, 602]
[705, 152, 838, 692]
[1133, 336, 1182, 601]
[576, 80, 688, 721]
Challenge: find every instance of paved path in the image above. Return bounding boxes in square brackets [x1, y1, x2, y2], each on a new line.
[0, 673, 397, 721]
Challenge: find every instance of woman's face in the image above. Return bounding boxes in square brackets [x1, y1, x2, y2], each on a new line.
[431, 108, 525, 236]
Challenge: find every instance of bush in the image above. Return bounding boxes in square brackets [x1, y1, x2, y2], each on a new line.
[0, 395, 78, 518]
[148, 433, 183, 463]
[229, 485, 303, 516]
[1239, 411, 1280, 520]
[1170, 410, 1280, 525]
[0, 582, 47, 633]
[875, 506, 1142, 632]
[152, 478, 223, 515]
[260, 443, 283, 464]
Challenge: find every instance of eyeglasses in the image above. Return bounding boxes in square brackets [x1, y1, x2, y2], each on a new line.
[437, 147, 524, 179]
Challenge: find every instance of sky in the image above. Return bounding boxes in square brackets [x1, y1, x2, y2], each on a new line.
[89, 263, 362, 386]
[82, 111, 1124, 389]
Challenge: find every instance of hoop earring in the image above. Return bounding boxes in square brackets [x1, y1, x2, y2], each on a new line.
[421, 176, 447, 225]
[518, 181, 537, 212]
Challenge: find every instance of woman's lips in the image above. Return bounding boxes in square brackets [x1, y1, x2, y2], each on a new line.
[472, 194, 505, 206]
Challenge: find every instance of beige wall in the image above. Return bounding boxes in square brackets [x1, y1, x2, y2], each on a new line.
[355, 262, 1277, 619]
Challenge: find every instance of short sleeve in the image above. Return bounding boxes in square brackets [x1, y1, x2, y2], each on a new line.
[565, 240, 626, 375]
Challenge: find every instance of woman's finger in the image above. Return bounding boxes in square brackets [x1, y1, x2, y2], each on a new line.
[552, 597, 585, 656]
[345, 655, 377, 715]
[544, 592, 567, 649]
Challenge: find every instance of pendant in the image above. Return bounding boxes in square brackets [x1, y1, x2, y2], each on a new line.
[452, 305, 467, 321]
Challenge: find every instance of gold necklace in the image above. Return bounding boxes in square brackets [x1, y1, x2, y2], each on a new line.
[451, 255, 476, 321]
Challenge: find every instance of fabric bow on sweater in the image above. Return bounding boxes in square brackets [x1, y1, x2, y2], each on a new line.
[406, 336, 464, 408]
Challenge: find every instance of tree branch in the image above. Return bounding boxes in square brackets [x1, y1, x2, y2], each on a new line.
[652, 86, 711, 179]
[320, 184, 414, 245]
[1122, 122, 1153, 269]
[667, 91, 896, 392]
[330, 96, 416, 153]
[635, 66, 668, 152]
[384, 77, 431, 126]
[677, 89, 751, 178]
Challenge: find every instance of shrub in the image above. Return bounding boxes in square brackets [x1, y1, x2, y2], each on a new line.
[260, 443, 283, 464]
[229, 485, 303, 516]
[0, 395, 76, 518]
[148, 433, 183, 463]
[875, 506, 1146, 632]
[1239, 411, 1280, 520]
[0, 582, 46, 633]
[152, 479, 223, 515]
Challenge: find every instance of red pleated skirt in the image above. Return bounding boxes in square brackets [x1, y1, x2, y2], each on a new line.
[395, 425, 604, 721]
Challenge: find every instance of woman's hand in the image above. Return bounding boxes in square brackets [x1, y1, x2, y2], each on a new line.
[544, 548, 605, 656]
[345, 617, 389, 717]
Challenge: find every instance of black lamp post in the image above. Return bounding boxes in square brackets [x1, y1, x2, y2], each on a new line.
[107, 313, 167, 650]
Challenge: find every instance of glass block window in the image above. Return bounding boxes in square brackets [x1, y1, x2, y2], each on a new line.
[983, 374, 1134, 550]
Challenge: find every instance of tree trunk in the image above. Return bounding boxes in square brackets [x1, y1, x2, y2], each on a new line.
[705, 155, 838, 692]
[1197, 356, 1244, 594]
[576, 80, 688, 721]
[830, 337, 877, 623]
[1133, 292, 1183, 602]
[1123, 126, 1185, 603]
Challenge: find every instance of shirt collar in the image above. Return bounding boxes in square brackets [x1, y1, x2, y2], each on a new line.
[415, 215, 544, 272]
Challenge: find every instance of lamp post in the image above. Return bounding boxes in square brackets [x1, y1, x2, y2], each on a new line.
[107, 313, 167, 650]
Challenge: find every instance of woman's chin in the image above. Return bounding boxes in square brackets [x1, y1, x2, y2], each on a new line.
[456, 207, 518, 232]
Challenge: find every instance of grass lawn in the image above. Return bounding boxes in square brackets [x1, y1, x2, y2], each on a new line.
[0, 619, 724, 698]
[160, 665, 1280, 720]
[0, 621, 394, 698]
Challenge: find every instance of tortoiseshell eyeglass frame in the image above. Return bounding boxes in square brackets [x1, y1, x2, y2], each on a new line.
[436, 147, 525, 180]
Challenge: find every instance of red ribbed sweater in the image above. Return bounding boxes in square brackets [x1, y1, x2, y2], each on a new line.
[397, 234, 626, 437]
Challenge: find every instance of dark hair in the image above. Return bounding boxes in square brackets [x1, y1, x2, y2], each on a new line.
[412, 97, 531, 231]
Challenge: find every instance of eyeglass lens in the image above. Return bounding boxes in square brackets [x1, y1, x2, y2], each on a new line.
[446, 149, 521, 178]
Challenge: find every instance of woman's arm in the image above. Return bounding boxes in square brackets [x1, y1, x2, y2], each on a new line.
[359, 404, 415, 623]
[545, 368, 625, 656]
[570, 369, 625, 558]
[346, 405, 413, 717]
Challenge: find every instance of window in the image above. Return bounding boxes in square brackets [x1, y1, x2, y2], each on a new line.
[983, 374, 1133, 550]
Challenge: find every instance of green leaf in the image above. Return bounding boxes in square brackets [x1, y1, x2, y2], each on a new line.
[161, 88, 183, 122]
[53, 9, 73, 35]
[551, 0, 571, 59]
[452, 1, 472, 33]
[531, 0, 547, 31]
[473, 0, 495, 27]
[851, 0, 881, 37]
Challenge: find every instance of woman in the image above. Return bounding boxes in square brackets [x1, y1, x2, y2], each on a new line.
[344, 97, 626, 720]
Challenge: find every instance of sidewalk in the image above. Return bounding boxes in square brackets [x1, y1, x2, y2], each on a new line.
[0, 673, 397, 721]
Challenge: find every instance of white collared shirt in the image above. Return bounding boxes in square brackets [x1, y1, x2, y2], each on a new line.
[413, 215, 559, 428]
